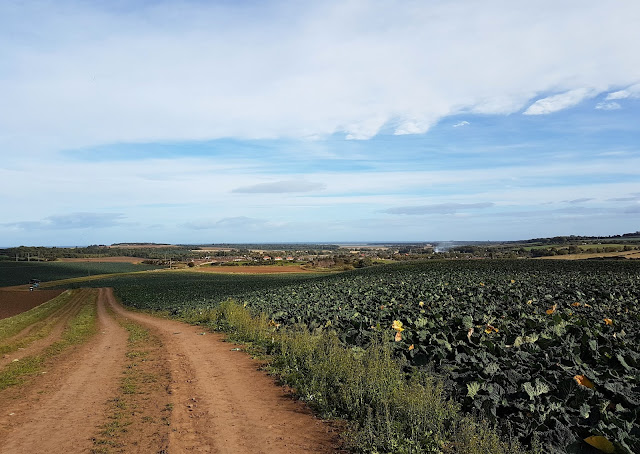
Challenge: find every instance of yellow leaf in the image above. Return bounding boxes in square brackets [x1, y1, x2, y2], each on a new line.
[572, 302, 582, 307]
[546, 304, 557, 315]
[574, 375, 595, 389]
[484, 324, 498, 334]
[479, 282, 485, 286]
[419, 301, 424, 307]
[392, 320, 404, 332]
[584, 435, 615, 453]
[604, 318, 613, 326]
[394, 331, 402, 342]
[510, 279, 515, 284]
[408, 344, 414, 351]
[526, 300, 533, 305]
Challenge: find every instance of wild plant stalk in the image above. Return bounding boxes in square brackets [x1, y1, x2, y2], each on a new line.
[182, 300, 530, 454]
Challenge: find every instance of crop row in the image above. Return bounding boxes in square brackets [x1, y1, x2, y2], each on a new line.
[0, 261, 161, 287]
[71, 260, 639, 453]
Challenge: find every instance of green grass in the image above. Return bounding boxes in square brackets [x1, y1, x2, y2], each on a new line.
[182, 300, 530, 454]
[0, 290, 98, 391]
[92, 318, 165, 453]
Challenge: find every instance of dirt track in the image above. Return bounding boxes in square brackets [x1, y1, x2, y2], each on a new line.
[0, 289, 341, 453]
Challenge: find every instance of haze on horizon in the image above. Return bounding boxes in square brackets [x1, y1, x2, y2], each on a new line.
[1, 1, 639, 247]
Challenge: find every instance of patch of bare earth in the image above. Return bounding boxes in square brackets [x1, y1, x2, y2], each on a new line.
[0, 288, 129, 454]
[105, 288, 342, 453]
[0, 289, 65, 320]
[0, 290, 86, 367]
[0, 288, 342, 453]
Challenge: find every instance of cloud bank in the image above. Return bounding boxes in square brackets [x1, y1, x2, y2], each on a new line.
[1, 0, 639, 154]
[5, 212, 125, 230]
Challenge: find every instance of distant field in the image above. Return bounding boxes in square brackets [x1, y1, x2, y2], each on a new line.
[0, 261, 162, 288]
[55, 271, 325, 313]
[191, 265, 312, 274]
[57, 256, 147, 264]
[0, 289, 65, 319]
[539, 250, 640, 260]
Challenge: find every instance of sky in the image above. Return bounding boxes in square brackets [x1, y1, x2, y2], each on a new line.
[1, 0, 639, 246]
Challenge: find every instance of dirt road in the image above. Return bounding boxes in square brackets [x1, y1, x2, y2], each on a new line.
[0, 289, 341, 453]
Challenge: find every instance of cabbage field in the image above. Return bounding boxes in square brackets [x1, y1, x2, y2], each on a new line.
[0, 261, 161, 287]
[74, 260, 639, 453]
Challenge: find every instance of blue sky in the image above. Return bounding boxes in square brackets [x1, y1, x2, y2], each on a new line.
[1, 0, 639, 246]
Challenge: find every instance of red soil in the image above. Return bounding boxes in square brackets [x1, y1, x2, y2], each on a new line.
[0, 290, 65, 320]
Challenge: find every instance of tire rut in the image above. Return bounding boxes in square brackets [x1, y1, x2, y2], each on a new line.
[0, 288, 129, 454]
[104, 288, 340, 454]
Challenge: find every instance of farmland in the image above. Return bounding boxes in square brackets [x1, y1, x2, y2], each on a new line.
[0, 289, 65, 320]
[74, 259, 640, 454]
[0, 261, 162, 288]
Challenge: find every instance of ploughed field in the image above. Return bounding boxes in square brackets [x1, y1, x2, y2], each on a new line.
[0, 290, 65, 320]
[81, 260, 639, 454]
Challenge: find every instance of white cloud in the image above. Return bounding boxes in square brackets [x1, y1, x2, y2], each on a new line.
[232, 180, 326, 193]
[595, 101, 621, 110]
[183, 216, 273, 231]
[523, 88, 596, 115]
[1, 1, 639, 153]
[565, 198, 594, 204]
[384, 203, 494, 215]
[605, 83, 640, 100]
[5, 212, 125, 230]
[453, 121, 470, 127]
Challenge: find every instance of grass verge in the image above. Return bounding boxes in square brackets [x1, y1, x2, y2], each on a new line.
[92, 319, 170, 453]
[181, 300, 533, 454]
[0, 290, 98, 391]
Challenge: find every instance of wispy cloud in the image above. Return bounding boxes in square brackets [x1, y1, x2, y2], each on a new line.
[605, 83, 640, 100]
[566, 198, 594, 204]
[1, 2, 639, 245]
[383, 203, 494, 215]
[183, 216, 272, 231]
[595, 101, 621, 110]
[1, 1, 639, 152]
[232, 180, 326, 194]
[523, 89, 595, 115]
[4, 213, 125, 230]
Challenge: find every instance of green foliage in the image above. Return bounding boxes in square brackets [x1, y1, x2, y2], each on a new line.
[93, 259, 640, 453]
[0, 261, 161, 287]
[67, 271, 323, 313]
[183, 301, 525, 454]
